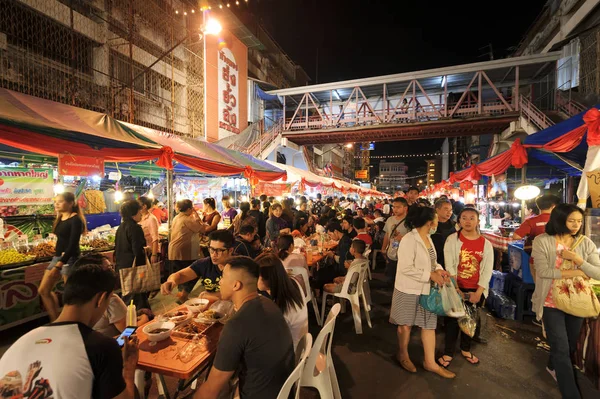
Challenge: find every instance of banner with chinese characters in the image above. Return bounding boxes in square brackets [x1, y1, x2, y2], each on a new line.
[254, 182, 288, 197]
[206, 30, 248, 142]
[0, 168, 54, 206]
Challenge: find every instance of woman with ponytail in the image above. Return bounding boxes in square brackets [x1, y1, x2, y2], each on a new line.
[277, 234, 308, 269]
[39, 192, 86, 321]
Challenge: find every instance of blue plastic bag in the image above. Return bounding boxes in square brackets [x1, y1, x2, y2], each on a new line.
[419, 285, 446, 316]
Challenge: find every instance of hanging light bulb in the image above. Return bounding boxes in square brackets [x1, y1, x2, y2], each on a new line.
[53, 183, 65, 195]
[227, 3, 231, 7]
[236, 0, 239, 4]
[175, 10, 179, 14]
[114, 190, 124, 203]
[147, 190, 154, 199]
[191, 9, 195, 13]
[219, 4, 223, 8]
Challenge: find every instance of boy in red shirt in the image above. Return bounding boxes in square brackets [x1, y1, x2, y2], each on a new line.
[353, 217, 373, 246]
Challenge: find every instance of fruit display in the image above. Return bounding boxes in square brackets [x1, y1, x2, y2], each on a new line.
[0, 204, 55, 217]
[23, 242, 56, 259]
[80, 245, 94, 252]
[0, 249, 35, 266]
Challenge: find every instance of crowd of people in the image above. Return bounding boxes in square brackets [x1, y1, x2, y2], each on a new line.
[1, 188, 599, 399]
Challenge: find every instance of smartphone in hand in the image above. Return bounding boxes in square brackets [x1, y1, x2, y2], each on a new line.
[116, 326, 138, 348]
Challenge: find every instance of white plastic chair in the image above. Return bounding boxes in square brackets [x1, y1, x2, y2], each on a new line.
[321, 261, 372, 334]
[277, 333, 313, 399]
[300, 304, 342, 399]
[286, 266, 322, 326]
[363, 248, 372, 280]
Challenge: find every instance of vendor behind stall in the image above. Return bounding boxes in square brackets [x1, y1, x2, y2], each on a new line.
[513, 194, 561, 254]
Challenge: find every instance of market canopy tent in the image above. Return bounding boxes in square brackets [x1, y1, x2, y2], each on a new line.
[0, 88, 172, 167]
[119, 123, 286, 181]
[264, 160, 387, 197]
[0, 88, 286, 180]
[448, 105, 600, 184]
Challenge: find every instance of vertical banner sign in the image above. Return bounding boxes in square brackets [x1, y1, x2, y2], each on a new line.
[0, 168, 54, 206]
[58, 154, 104, 177]
[219, 48, 240, 136]
[205, 30, 248, 142]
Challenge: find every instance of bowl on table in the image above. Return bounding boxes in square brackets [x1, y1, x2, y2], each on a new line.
[185, 298, 210, 313]
[142, 321, 175, 342]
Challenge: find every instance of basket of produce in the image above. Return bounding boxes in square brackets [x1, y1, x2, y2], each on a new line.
[80, 245, 94, 253]
[0, 249, 36, 268]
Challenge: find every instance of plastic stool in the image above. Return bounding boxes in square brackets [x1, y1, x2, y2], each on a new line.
[505, 273, 535, 321]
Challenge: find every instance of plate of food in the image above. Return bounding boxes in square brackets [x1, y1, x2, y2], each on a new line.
[184, 298, 210, 313]
[163, 309, 192, 324]
[172, 320, 213, 339]
[193, 300, 234, 325]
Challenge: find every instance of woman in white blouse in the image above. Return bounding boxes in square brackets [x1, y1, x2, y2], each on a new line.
[256, 253, 308, 350]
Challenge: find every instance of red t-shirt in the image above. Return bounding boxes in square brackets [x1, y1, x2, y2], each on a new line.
[457, 232, 485, 290]
[514, 213, 551, 250]
[355, 232, 373, 246]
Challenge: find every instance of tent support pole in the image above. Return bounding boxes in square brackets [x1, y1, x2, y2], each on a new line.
[167, 169, 174, 237]
[521, 166, 527, 220]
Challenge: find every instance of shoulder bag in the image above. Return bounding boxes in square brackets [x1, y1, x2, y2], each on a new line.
[119, 256, 161, 296]
[552, 236, 600, 318]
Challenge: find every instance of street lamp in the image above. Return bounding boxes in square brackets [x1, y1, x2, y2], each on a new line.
[204, 18, 222, 35]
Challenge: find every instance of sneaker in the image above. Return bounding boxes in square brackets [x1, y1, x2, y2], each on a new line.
[546, 367, 557, 382]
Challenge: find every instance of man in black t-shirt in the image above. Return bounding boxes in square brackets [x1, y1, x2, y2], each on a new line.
[0, 264, 138, 399]
[249, 199, 266, 240]
[195, 256, 294, 399]
[431, 199, 456, 268]
[161, 230, 234, 298]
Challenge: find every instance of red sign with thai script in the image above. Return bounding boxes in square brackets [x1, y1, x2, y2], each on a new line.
[58, 154, 104, 177]
[254, 182, 288, 197]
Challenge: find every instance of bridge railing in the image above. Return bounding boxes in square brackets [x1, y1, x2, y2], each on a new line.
[555, 90, 587, 117]
[283, 98, 517, 131]
[519, 95, 555, 130]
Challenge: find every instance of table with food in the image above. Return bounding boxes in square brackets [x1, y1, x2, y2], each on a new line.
[132, 296, 235, 398]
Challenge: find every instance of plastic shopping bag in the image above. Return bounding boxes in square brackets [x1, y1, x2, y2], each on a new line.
[419, 285, 446, 316]
[458, 303, 477, 337]
[440, 281, 466, 318]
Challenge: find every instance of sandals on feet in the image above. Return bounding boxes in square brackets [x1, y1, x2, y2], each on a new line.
[437, 356, 453, 368]
[461, 351, 480, 365]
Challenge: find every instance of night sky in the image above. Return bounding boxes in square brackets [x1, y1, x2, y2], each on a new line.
[241, 0, 548, 172]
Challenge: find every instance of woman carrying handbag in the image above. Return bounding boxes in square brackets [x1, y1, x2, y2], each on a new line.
[531, 203, 600, 399]
[114, 200, 152, 309]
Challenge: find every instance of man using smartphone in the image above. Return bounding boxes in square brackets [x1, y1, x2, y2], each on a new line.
[0, 264, 139, 399]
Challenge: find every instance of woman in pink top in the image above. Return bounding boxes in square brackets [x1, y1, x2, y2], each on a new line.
[277, 234, 308, 269]
[138, 196, 160, 263]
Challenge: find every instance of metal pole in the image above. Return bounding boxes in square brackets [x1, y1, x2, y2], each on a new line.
[203, 9, 208, 139]
[129, 0, 134, 123]
[166, 169, 174, 237]
[443, 76, 447, 117]
[477, 72, 482, 115]
[515, 66, 520, 111]
[520, 165, 527, 220]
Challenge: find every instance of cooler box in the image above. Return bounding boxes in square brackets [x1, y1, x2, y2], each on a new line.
[486, 289, 516, 320]
[508, 244, 534, 284]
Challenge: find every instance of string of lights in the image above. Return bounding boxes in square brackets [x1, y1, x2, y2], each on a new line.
[175, 0, 249, 14]
[355, 151, 460, 159]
